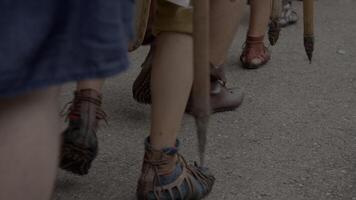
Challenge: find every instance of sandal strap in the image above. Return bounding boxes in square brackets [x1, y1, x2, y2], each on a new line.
[245, 36, 265, 46]
[147, 155, 214, 199]
[210, 64, 227, 92]
[61, 89, 107, 124]
[138, 138, 215, 199]
[152, 158, 191, 199]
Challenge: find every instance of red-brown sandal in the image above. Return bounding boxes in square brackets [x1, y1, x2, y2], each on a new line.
[240, 36, 271, 69]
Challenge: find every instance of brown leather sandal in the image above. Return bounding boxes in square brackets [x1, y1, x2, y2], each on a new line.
[137, 138, 215, 200]
[60, 89, 107, 175]
[240, 36, 271, 69]
[132, 47, 244, 113]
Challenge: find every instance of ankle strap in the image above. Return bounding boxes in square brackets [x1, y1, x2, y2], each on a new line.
[62, 89, 107, 122]
[246, 35, 265, 45]
[210, 64, 226, 85]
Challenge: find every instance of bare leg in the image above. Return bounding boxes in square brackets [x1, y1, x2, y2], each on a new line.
[139, 32, 214, 200]
[150, 32, 193, 149]
[137, 2, 246, 198]
[150, 0, 246, 149]
[133, 0, 245, 113]
[207, 0, 246, 113]
[77, 79, 105, 92]
[0, 87, 60, 200]
[210, 0, 245, 66]
[248, 0, 272, 37]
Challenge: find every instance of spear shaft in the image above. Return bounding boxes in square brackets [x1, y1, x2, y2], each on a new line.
[192, 0, 210, 167]
[303, 0, 314, 63]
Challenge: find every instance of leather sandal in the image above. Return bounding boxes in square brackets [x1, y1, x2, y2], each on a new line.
[186, 64, 244, 113]
[137, 138, 215, 200]
[240, 36, 271, 69]
[60, 89, 107, 175]
[132, 47, 244, 113]
[279, 1, 298, 28]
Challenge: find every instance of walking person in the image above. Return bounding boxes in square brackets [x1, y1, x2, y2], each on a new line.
[0, 1, 133, 199]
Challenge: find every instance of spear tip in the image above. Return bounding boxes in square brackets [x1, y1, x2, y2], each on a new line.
[304, 35, 314, 64]
[195, 115, 209, 167]
[307, 54, 312, 63]
[268, 20, 281, 46]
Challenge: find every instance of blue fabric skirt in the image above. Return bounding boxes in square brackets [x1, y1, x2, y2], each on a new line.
[0, 0, 133, 97]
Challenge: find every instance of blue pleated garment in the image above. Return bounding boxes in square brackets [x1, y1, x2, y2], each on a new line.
[0, 0, 133, 96]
